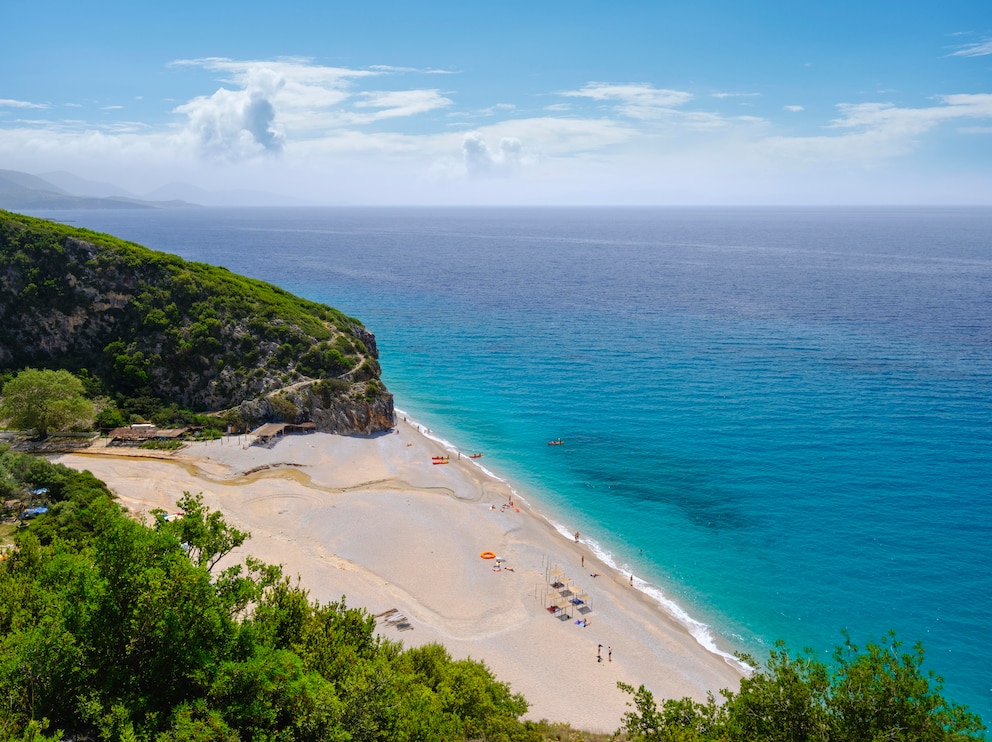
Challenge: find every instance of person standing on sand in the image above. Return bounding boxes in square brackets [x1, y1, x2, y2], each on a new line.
[608, 646, 612, 662]
[629, 574, 634, 586]
[581, 555, 584, 568]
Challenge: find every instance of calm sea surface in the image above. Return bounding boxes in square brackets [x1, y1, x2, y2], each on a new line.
[33, 206, 992, 724]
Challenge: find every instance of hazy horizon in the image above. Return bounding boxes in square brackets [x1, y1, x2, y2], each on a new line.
[3, 1, 991, 206]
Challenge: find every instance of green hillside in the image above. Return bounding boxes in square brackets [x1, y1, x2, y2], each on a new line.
[0, 210, 393, 432]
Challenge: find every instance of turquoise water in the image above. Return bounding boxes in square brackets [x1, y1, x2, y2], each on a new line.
[35, 206, 992, 724]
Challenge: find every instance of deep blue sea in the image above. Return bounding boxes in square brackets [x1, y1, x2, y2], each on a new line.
[32, 206, 992, 725]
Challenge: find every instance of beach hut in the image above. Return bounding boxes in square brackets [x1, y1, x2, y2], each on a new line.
[570, 589, 592, 614]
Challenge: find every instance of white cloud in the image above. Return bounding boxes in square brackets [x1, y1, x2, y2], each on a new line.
[949, 39, 992, 57]
[561, 83, 693, 119]
[475, 103, 516, 116]
[462, 133, 528, 177]
[167, 57, 460, 158]
[352, 89, 453, 121]
[174, 87, 284, 160]
[829, 94, 992, 133]
[2, 55, 991, 205]
[0, 99, 48, 109]
[757, 94, 992, 164]
[369, 65, 457, 75]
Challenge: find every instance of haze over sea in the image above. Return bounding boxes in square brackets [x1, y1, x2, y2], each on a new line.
[34, 206, 992, 724]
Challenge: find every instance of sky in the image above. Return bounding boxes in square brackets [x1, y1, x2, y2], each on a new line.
[2, 0, 991, 205]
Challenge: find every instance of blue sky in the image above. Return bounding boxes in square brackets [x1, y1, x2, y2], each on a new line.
[2, 0, 991, 204]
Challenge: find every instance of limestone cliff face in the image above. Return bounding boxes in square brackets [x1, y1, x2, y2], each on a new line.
[0, 210, 395, 434]
[234, 380, 395, 435]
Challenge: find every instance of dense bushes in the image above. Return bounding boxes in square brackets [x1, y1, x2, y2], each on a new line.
[616, 637, 985, 741]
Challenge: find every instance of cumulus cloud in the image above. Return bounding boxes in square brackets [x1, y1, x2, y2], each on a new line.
[175, 87, 284, 160]
[168, 57, 458, 159]
[462, 132, 527, 177]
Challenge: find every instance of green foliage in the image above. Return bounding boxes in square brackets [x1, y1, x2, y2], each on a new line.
[154, 492, 248, 573]
[0, 210, 383, 422]
[0, 455, 539, 741]
[616, 635, 985, 742]
[93, 397, 127, 429]
[313, 378, 351, 406]
[269, 394, 299, 422]
[363, 379, 383, 402]
[0, 368, 94, 438]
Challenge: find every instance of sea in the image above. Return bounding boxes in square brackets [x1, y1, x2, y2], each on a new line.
[29, 205, 992, 726]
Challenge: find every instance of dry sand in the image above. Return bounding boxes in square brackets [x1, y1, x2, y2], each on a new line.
[55, 417, 743, 733]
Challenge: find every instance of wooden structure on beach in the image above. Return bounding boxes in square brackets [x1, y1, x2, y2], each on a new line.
[251, 421, 317, 444]
[544, 563, 593, 621]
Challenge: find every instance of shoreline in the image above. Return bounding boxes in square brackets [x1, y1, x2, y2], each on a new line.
[54, 416, 744, 732]
[396, 407, 749, 673]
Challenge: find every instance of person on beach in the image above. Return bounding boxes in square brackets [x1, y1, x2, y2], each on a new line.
[608, 646, 612, 662]
[581, 555, 584, 568]
[629, 574, 634, 586]
[574, 531, 580, 542]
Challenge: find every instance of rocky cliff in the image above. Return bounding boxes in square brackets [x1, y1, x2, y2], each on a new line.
[0, 210, 394, 434]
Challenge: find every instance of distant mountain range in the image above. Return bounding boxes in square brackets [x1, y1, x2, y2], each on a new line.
[0, 169, 312, 210]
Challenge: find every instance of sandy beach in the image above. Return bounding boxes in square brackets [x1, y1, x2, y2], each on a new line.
[55, 417, 743, 733]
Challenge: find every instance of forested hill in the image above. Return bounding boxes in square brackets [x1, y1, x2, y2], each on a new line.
[0, 210, 393, 433]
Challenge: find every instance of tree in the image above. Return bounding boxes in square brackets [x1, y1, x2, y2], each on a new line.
[827, 632, 985, 741]
[154, 491, 249, 573]
[616, 635, 986, 742]
[0, 368, 94, 438]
